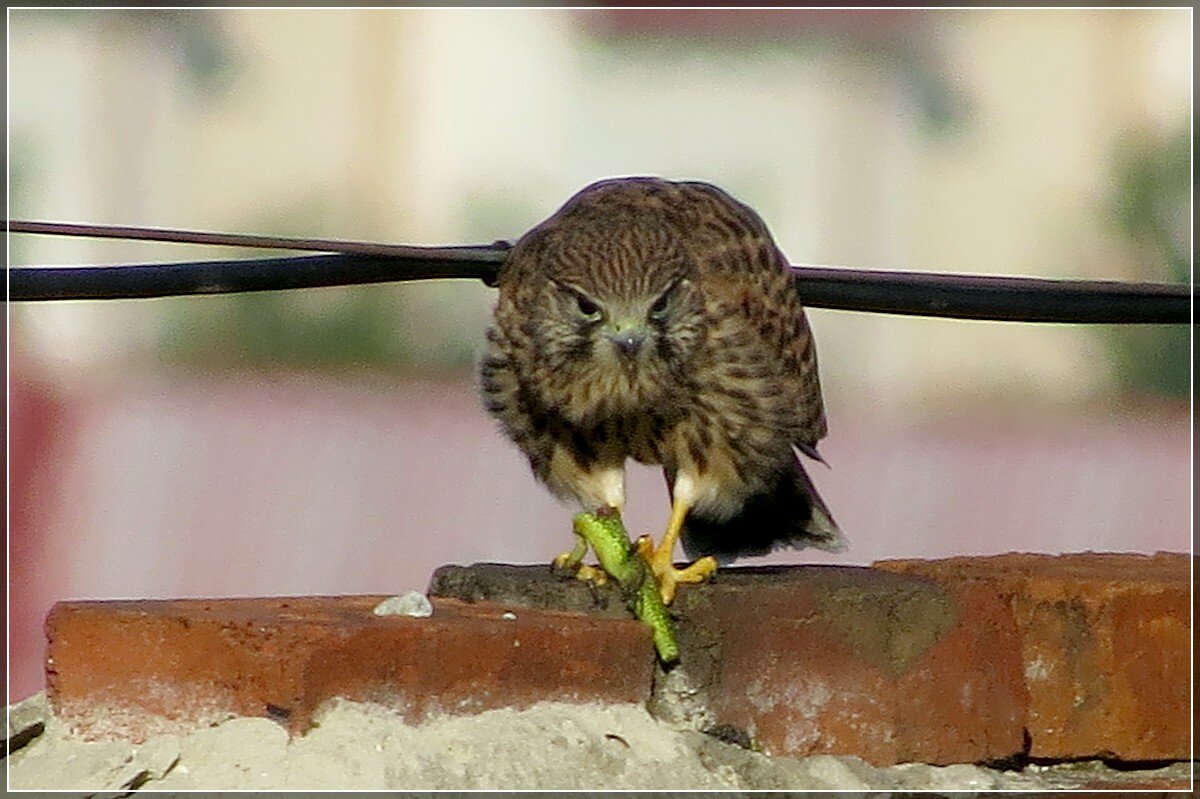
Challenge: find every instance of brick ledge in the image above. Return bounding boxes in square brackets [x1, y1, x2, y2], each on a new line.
[44, 552, 1190, 766]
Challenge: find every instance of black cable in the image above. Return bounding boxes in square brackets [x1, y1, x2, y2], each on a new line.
[787, 266, 1192, 324]
[6, 219, 508, 261]
[9, 252, 507, 301]
[7, 220, 1192, 323]
[9, 255, 1191, 324]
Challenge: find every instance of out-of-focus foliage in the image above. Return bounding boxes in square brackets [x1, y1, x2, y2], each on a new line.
[1105, 123, 1190, 398]
[163, 288, 411, 371]
[593, 29, 970, 135]
[159, 195, 513, 372]
[152, 21, 968, 373]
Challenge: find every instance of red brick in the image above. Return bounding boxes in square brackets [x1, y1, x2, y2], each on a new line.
[46, 595, 653, 740]
[669, 566, 1027, 766]
[875, 552, 1190, 761]
[43, 555, 1190, 768]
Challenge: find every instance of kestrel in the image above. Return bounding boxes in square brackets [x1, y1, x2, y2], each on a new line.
[480, 177, 842, 603]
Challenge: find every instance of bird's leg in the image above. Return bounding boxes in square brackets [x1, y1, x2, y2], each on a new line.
[635, 495, 717, 604]
[552, 509, 611, 586]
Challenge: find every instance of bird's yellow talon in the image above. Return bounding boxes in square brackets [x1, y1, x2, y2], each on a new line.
[675, 554, 718, 585]
[553, 534, 590, 573]
[552, 547, 609, 587]
[642, 544, 717, 605]
[635, 495, 719, 604]
[574, 563, 608, 586]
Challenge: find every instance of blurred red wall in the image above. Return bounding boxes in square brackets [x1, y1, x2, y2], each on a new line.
[8, 371, 1190, 700]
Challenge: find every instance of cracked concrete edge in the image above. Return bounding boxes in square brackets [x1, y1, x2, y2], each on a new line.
[7, 693, 1194, 793]
[647, 663, 716, 731]
[6, 692, 50, 739]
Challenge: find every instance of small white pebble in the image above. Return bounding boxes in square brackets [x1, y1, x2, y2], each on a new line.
[373, 591, 433, 618]
[502, 611, 517, 620]
[513, 639, 521, 647]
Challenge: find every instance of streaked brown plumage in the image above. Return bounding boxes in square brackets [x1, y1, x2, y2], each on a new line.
[480, 177, 842, 600]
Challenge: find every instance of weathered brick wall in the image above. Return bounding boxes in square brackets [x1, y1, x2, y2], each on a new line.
[45, 553, 1190, 767]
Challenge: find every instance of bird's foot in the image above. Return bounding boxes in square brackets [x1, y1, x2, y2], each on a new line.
[552, 549, 610, 587]
[635, 535, 717, 605]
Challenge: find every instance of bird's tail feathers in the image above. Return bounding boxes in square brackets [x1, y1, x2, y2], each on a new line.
[680, 454, 845, 562]
[792, 456, 846, 553]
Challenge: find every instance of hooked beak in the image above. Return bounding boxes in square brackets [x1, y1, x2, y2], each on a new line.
[606, 325, 646, 358]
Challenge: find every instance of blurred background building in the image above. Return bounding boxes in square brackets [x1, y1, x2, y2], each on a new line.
[8, 8, 1191, 699]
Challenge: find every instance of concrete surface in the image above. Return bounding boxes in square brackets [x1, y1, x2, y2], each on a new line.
[7, 693, 1192, 792]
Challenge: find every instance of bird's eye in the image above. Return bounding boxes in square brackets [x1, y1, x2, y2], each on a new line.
[575, 293, 601, 319]
[553, 280, 603, 320]
[648, 281, 679, 319]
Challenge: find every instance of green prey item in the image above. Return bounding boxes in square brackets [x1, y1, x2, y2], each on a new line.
[569, 512, 680, 663]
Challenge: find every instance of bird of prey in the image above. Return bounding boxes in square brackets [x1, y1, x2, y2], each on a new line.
[480, 177, 842, 603]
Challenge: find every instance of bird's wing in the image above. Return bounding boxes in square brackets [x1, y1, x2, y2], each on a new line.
[662, 181, 831, 449]
[796, 441, 828, 465]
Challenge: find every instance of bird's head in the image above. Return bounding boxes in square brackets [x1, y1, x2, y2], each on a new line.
[501, 213, 707, 417]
